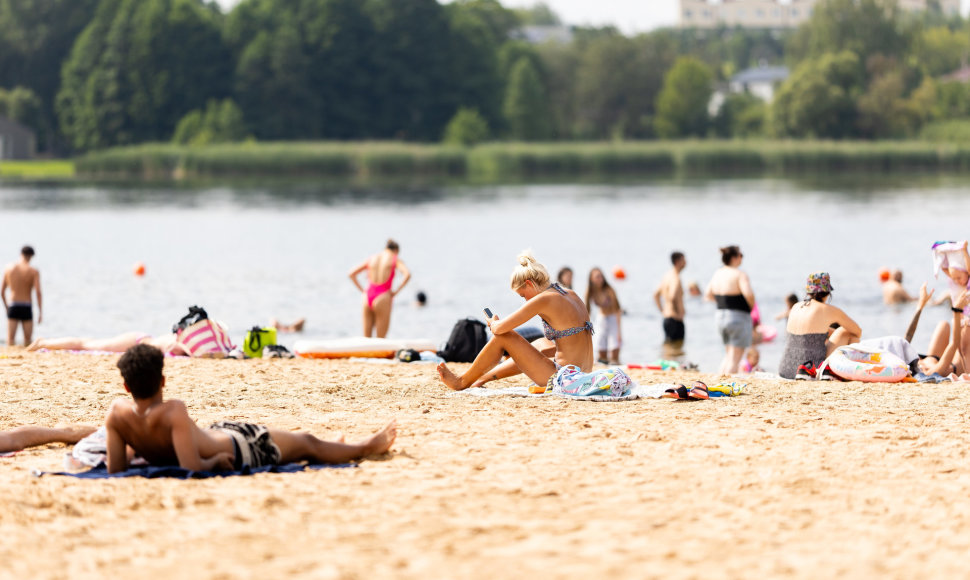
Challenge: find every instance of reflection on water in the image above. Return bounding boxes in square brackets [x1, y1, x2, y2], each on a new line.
[1, 174, 969, 372]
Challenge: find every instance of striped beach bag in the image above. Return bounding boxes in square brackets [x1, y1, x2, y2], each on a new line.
[174, 308, 235, 357]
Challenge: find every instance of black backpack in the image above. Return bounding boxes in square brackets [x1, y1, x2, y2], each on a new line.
[172, 305, 208, 334]
[438, 318, 488, 363]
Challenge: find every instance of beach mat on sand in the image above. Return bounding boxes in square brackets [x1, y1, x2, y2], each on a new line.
[458, 383, 671, 401]
[0, 452, 16, 458]
[34, 462, 354, 480]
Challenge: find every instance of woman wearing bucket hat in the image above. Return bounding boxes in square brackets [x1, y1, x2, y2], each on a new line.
[778, 272, 862, 380]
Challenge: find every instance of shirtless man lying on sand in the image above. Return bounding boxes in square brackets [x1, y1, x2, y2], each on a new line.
[0, 425, 96, 454]
[105, 344, 396, 473]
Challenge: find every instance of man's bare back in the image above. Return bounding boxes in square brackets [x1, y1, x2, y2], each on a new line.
[656, 269, 685, 320]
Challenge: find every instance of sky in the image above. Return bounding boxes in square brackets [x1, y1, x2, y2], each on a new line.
[213, 0, 970, 34]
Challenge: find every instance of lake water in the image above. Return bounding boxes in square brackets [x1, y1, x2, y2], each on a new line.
[2, 175, 968, 372]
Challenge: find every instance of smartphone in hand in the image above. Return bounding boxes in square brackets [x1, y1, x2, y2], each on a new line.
[484, 308, 493, 319]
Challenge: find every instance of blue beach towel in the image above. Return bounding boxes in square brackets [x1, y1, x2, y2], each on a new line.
[34, 462, 355, 480]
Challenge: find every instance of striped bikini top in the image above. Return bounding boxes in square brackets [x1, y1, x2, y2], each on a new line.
[540, 283, 595, 341]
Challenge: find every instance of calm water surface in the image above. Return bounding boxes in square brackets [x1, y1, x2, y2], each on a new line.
[2, 176, 968, 372]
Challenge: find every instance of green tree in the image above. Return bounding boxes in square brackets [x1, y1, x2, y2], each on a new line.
[503, 57, 551, 140]
[713, 93, 765, 138]
[366, 0, 457, 140]
[57, 0, 230, 150]
[442, 107, 490, 146]
[173, 99, 247, 145]
[654, 57, 713, 138]
[913, 26, 970, 77]
[446, 3, 505, 132]
[770, 51, 861, 138]
[512, 2, 561, 26]
[0, 87, 43, 132]
[787, 0, 911, 64]
[0, 0, 100, 151]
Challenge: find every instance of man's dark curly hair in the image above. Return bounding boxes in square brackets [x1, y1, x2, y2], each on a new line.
[117, 344, 164, 399]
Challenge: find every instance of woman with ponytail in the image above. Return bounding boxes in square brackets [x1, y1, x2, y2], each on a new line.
[436, 251, 594, 391]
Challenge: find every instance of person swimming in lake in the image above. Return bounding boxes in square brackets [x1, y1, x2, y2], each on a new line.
[349, 239, 411, 338]
[778, 272, 862, 380]
[436, 251, 593, 391]
[704, 245, 756, 374]
[585, 267, 622, 365]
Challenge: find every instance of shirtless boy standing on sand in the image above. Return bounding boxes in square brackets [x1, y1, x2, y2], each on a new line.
[2, 245, 42, 347]
[654, 252, 686, 344]
[105, 344, 397, 473]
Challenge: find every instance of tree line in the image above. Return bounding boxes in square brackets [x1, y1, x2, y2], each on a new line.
[1, 0, 969, 154]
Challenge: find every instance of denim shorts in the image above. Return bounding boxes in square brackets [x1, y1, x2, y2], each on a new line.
[715, 309, 752, 348]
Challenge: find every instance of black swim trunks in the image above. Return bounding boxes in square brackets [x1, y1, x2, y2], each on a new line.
[663, 317, 685, 342]
[6, 303, 32, 321]
[208, 420, 281, 469]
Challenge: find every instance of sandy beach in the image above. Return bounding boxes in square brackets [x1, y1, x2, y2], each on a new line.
[1, 350, 968, 579]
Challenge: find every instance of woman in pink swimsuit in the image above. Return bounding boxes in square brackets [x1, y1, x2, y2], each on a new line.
[349, 239, 411, 338]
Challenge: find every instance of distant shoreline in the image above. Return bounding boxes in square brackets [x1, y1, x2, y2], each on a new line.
[7, 140, 970, 183]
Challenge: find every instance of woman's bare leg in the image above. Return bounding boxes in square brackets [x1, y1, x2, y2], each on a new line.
[438, 332, 558, 390]
[825, 328, 859, 356]
[28, 332, 144, 352]
[726, 345, 745, 374]
[469, 338, 557, 388]
[609, 348, 620, 365]
[269, 421, 397, 464]
[0, 425, 97, 453]
[372, 293, 393, 338]
[362, 297, 376, 338]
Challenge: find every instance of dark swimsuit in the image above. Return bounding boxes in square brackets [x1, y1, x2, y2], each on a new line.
[714, 294, 751, 312]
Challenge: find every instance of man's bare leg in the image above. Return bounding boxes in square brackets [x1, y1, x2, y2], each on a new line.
[21, 320, 33, 346]
[6, 319, 16, 348]
[269, 420, 397, 464]
[0, 425, 97, 453]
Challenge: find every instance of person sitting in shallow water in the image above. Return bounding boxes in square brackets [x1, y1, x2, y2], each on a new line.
[778, 272, 861, 380]
[436, 251, 593, 391]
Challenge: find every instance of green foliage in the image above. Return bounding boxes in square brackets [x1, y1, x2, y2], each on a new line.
[914, 26, 970, 77]
[771, 51, 861, 138]
[921, 119, 970, 142]
[787, 0, 912, 64]
[0, 0, 100, 152]
[654, 57, 713, 138]
[0, 87, 43, 130]
[173, 99, 247, 145]
[713, 93, 766, 138]
[504, 57, 551, 141]
[443, 108, 490, 146]
[57, 0, 230, 151]
[512, 2, 560, 26]
[0, 160, 74, 179]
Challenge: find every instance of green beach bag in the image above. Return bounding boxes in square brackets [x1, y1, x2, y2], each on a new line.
[244, 326, 277, 358]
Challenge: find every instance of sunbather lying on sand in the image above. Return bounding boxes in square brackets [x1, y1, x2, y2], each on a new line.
[27, 332, 186, 355]
[436, 251, 594, 391]
[0, 425, 96, 454]
[105, 344, 396, 473]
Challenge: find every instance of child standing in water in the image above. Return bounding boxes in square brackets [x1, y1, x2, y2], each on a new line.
[585, 267, 622, 365]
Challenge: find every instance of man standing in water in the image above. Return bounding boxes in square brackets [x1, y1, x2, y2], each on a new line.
[2, 245, 42, 347]
[349, 239, 411, 338]
[654, 251, 686, 346]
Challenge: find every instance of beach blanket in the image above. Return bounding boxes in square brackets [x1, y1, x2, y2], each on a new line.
[34, 462, 354, 480]
[459, 382, 672, 401]
[0, 451, 16, 458]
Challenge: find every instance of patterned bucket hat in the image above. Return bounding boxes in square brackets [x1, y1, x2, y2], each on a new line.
[806, 272, 833, 294]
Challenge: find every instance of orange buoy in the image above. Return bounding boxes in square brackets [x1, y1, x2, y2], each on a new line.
[878, 268, 890, 282]
[133, 262, 146, 276]
[613, 266, 626, 280]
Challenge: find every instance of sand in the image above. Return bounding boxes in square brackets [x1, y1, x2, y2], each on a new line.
[1, 350, 969, 579]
